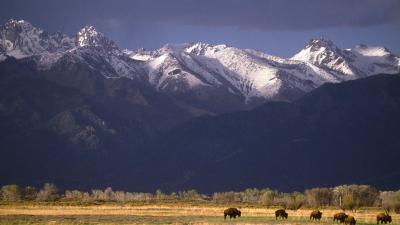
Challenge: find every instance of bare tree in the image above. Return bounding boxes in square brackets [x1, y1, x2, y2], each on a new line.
[333, 185, 379, 211]
[381, 191, 400, 213]
[305, 187, 332, 207]
[36, 183, 59, 201]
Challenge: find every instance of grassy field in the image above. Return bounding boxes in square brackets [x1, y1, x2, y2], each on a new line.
[0, 203, 398, 225]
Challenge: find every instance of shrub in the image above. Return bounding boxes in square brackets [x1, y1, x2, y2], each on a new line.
[65, 190, 84, 200]
[179, 189, 203, 201]
[305, 187, 332, 207]
[1, 184, 22, 201]
[155, 188, 165, 200]
[36, 183, 59, 201]
[212, 191, 242, 203]
[91, 187, 115, 201]
[81, 192, 91, 202]
[333, 185, 379, 210]
[22, 186, 37, 200]
[288, 192, 306, 210]
[274, 192, 305, 210]
[242, 188, 262, 203]
[104, 187, 114, 201]
[260, 189, 276, 206]
[342, 193, 357, 211]
[381, 191, 400, 213]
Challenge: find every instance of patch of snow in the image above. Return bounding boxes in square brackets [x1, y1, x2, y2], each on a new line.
[353, 45, 390, 57]
[129, 54, 153, 61]
[6, 49, 28, 59]
[76, 26, 100, 47]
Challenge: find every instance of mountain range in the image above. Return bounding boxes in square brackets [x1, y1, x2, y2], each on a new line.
[1, 19, 399, 113]
[0, 19, 399, 191]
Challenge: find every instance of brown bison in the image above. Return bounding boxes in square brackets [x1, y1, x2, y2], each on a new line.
[224, 208, 241, 219]
[345, 216, 356, 225]
[275, 209, 288, 220]
[310, 210, 322, 221]
[377, 212, 392, 224]
[333, 212, 348, 223]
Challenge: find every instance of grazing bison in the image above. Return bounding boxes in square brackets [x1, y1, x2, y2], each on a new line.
[310, 210, 322, 221]
[334, 212, 348, 223]
[345, 216, 356, 225]
[275, 209, 288, 220]
[224, 208, 241, 219]
[377, 212, 392, 224]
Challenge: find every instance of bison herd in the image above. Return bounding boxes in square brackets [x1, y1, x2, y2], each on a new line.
[223, 208, 393, 224]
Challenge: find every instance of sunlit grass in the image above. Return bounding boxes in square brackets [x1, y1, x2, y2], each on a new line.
[0, 203, 398, 225]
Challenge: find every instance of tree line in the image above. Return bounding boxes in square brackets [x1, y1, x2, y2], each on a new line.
[1, 183, 399, 212]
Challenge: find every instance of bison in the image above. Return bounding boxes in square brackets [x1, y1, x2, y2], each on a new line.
[310, 210, 322, 221]
[224, 208, 241, 219]
[333, 212, 348, 223]
[275, 209, 288, 220]
[345, 216, 356, 225]
[377, 212, 392, 224]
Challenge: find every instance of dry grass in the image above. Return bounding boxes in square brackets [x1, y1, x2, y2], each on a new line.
[0, 203, 398, 225]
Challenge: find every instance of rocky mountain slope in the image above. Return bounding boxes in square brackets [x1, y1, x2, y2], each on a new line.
[0, 56, 194, 188]
[144, 74, 400, 192]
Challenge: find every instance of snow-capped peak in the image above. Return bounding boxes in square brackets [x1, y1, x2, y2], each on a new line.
[76, 26, 101, 47]
[1, 19, 42, 45]
[293, 38, 344, 60]
[291, 38, 358, 77]
[184, 42, 209, 53]
[292, 39, 400, 78]
[3, 19, 34, 31]
[307, 38, 336, 50]
[75, 25, 119, 53]
[0, 19, 75, 61]
[156, 43, 190, 56]
[184, 42, 229, 55]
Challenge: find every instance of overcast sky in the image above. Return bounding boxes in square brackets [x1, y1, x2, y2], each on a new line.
[1, 0, 399, 57]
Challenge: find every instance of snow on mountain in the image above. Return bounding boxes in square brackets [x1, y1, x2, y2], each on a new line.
[184, 43, 283, 99]
[0, 19, 75, 66]
[245, 48, 339, 85]
[0, 19, 75, 56]
[125, 43, 224, 92]
[146, 50, 209, 90]
[292, 38, 400, 79]
[0, 20, 144, 79]
[76, 25, 120, 53]
[291, 38, 359, 78]
[70, 26, 144, 79]
[349, 44, 400, 76]
[129, 42, 343, 101]
[131, 39, 399, 102]
[1, 19, 399, 105]
[124, 48, 153, 61]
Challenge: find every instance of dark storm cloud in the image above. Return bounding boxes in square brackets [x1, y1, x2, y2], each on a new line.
[129, 0, 400, 30]
[1, 0, 400, 57]
[1, 0, 400, 31]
